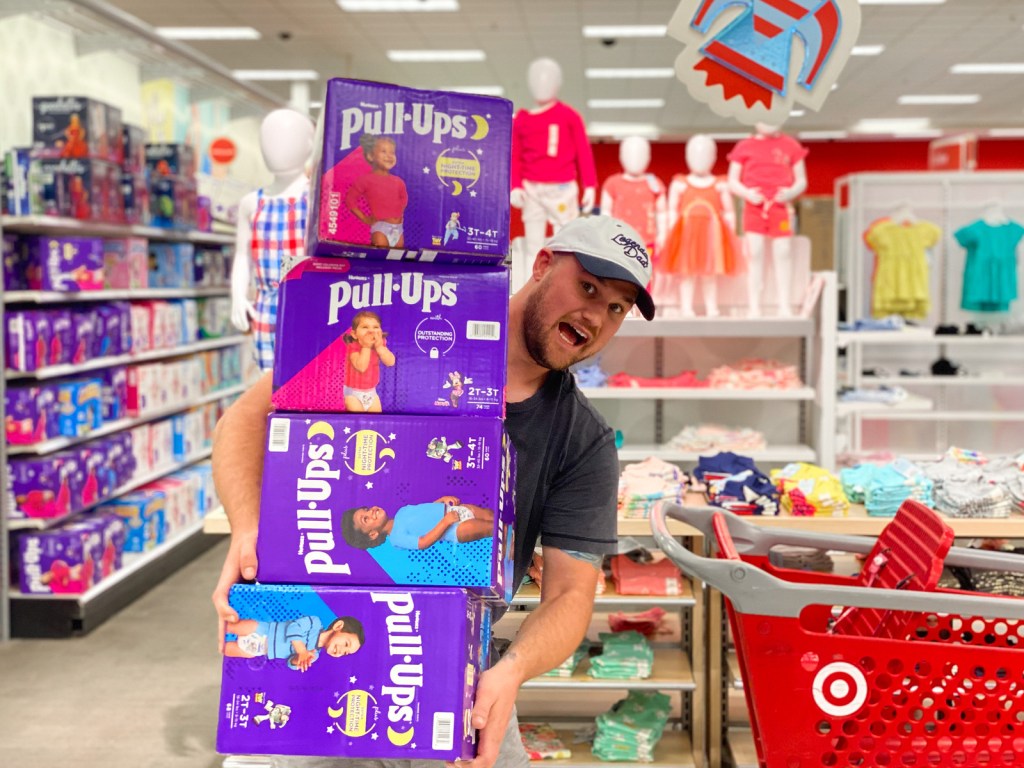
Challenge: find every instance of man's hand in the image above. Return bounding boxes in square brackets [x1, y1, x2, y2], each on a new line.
[211, 529, 258, 652]
[447, 660, 523, 768]
[526, 552, 544, 589]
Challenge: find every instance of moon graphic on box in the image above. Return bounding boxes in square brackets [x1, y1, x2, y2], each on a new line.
[388, 726, 415, 746]
[470, 114, 489, 140]
[307, 421, 335, 440]
[379, 448, 396, 460]
[451, 180, 463, 196]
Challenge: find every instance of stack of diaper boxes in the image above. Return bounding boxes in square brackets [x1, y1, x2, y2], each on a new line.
[217, 79, 515, 762]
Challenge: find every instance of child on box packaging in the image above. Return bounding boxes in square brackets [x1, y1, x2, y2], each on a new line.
[342, 495, 494, 551]
[224, 613, 365, 672]
[342, 310, 395, 412]
[345, 134, 408, 249]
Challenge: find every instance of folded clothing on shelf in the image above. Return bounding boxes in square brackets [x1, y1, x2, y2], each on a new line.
[617, 457, 686, 519]
[588, 631, 654, 680]
[668, 424, 766, 453]
[838, 385, 909, 404]
[919, 453, 1019, 518]
[592, 690, 672, 762]
[606, 370, 707, 388]
[772, 462, 850, 517]
[541, 640, 591, 678]
[572, 359, 608, 388]
[702, 459, 779, 516]
[838, 315, 906, 332]
[519, 723, 572, 760]
[864, 459, 935, 517]
[706, 358, 803, 390]
[610, 554, 685, 596]
[608, 607, 668, 638]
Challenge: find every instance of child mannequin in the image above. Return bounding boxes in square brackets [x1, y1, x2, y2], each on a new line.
[510, 57, 597, 291]
[231, 109, 315, 371]
[662, 134, 739, 317]
[600, 136, 666, 257]
[727, 122, 808, 317]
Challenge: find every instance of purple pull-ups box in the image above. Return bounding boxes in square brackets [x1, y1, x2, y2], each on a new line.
[271, 257, 508, 416]
[217, 584, 490, 760]
[256, 412, 515, 602]
[307, 78, 512, 263]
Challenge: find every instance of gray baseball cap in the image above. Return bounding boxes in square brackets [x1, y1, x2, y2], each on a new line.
[544, 215, 655, 321]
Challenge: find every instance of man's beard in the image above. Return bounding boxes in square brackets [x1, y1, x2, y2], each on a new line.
[522, 286, 586, 372]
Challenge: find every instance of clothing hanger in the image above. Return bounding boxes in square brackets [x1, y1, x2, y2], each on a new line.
[890, 202, 917, 225]
[981, 200, 1009, 226]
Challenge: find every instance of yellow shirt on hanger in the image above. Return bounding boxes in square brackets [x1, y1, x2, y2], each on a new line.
[865, 219, 941, 319]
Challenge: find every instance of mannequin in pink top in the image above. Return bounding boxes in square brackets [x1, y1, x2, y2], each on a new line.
[727, 122, 808, 317]
[600, 137, 666, 256]
[510, 58, 598, 291]
[662, 134, 739, 318]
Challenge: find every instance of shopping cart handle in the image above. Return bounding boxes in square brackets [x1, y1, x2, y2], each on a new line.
[652, 503, 1024, 620]
[679, 505, 1024, 574]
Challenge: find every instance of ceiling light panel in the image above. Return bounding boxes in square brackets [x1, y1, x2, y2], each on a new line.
[233, 70, 319, 81]
[951, 63, 1024, 74]
[441, 86, 505, 96]
[338, 0, 459, 10]
[585, 68, 675, 79]
[852, 117, 932, 133]
[898, 94, 980, 105]
[387, 49, 485, 62]
[582, 25, 667, 38]
[851, 45, 885, 55]
[156, 27, 261, 40]
[858, 0, 946, 5]
[587, 98, 666, 109]
[587, 122, 660, 138]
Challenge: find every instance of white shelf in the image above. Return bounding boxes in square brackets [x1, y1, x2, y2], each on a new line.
[6, 383, 244, 456]
[513, 582, 696, 607]
[582, 387, 815, 401]
[618, 444, 817, 463]
[6, 335, 244, 380]
[8, 448, 214, 531]
[863, 375, 1024, 387]
[526, 729, 694, 768]
[1, 215, 235, 245]
[855, 409, 1024, 422]
[839, 330, 1024, 347]
[523, 649, 695, 691]
[836, 393, 934, 417]
[4, 287, 231, 303]
[620, 316, 813, 338]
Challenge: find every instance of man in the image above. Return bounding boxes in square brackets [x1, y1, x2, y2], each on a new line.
[211, 215, 656, 768]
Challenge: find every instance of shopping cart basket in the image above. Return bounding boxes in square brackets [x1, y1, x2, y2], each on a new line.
[652, 501, 1024, 768]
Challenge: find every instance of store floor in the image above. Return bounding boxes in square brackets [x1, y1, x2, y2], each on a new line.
[0, 538, 230, 768]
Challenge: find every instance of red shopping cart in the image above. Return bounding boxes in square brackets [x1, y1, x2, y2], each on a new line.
[652, 501, 1024, 768]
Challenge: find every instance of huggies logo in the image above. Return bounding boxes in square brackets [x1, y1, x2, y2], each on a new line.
[296, 420, 350, 575]
[612, 234, 649, 269]
[338, 101, 490, 149]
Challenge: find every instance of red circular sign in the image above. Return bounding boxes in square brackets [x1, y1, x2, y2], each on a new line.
[210, 137, 237, 164]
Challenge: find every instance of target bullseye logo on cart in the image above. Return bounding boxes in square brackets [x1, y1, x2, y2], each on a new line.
[812, 662, 868, 717]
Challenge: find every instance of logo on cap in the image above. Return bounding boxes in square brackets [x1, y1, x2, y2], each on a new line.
[613, 234, 649, 269]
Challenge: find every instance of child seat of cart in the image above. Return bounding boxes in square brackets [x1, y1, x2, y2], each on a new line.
[710, 500, 956, 638]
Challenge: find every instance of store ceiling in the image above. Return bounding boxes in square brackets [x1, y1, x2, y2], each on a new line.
[97, 0, 1024, 139]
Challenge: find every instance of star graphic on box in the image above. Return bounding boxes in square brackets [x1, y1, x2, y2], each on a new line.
[365, 481, 373, 490]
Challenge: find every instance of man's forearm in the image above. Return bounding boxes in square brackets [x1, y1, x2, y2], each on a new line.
[213, 373, 273, 535]
[501, 589, 594, 684]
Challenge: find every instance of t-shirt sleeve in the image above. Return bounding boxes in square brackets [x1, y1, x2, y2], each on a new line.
[285, 615, 321, 649]
[921, 221, 942, 248]
[865, 222, 885, 252]
[1010, 221, 1024, 248]
[784, 135, 810, 163]
[539, 430, 619, 556]
[954, 222, 976, 248]
[726, 139, 753, 165]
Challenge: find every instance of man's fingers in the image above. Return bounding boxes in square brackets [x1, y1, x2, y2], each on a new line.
[239, 543, 258, 582]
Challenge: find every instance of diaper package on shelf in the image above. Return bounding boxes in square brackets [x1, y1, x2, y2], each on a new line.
[255, 412, 515, 602]
[272, 257, 508, 416]
[307, 78, 512, 264]
[217, 583, 491, 761]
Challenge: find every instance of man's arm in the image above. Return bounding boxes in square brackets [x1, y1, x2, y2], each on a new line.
[210, 372, 274, 644]
[460, 547, 599, 768]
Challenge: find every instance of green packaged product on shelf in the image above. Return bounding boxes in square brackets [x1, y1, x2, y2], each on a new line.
[592, 690, 672, 762]
[588, 631, 654, 679]
[542, 639, 591, 677]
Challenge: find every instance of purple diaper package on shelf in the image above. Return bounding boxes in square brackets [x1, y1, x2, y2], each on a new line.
[5, 309, 73, 371]
[15, 524, 101, 595]
[8, 453, 78, 520]
[217, 583, 490, 761]
[3, 233, 25, 291]
[272, 258, 508, 416]
[307, 78, 512, 264]
[256, 412, 515, 602]
[21, 235, 104, 292]
[5, 384, 59, 445]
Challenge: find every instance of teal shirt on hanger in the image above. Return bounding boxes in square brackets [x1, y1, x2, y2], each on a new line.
[955, 219, 1024, 312]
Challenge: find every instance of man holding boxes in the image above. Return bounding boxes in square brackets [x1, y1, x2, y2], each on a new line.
[211, 79, 655, 768]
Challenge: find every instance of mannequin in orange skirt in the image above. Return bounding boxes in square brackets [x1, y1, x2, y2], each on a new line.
[661, 134, 740, 317]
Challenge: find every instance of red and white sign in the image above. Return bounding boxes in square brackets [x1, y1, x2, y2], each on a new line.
[928, 134, 978, 171]
[210, 137, 237, 165]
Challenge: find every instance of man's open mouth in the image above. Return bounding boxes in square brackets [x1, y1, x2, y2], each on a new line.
[558, 321, 590, 348]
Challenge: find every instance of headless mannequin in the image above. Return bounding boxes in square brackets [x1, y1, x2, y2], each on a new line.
[231, 109, 314, 369]
[727, 122, 807, 318]
[510, 58, 597, 291]
[663, 134, 735, 317]
[600, 136, 666, 241]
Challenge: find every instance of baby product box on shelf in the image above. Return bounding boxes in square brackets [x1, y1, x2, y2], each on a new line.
[21, 235, 104, 292]
[5, 384, 60, 445]
[32, 157, 124, 223]
[256, 412, 515, 602]
[4, 148, 31, 216]
[307, 78, 512, 264]
[15, 524, 102, 595]
[5, 308, 73, 371]
[272, 258, 508, 416]
[32, 96, 123, 164]
[103, 238, 149, 289]
[8, 453, 79, 520]
[217, 583, 491, 761]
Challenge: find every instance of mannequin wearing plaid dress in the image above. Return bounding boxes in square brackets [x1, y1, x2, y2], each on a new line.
[232, 109, 315, 371]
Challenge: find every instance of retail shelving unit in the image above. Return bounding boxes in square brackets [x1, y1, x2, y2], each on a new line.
[833, 172, 1024, 460]
[510, 523, 706, 768]
[0, 215, 245, 639]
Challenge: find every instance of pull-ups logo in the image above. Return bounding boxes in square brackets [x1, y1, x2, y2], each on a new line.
[613, 234, 649, 269]
[667, 0, 861, 125]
